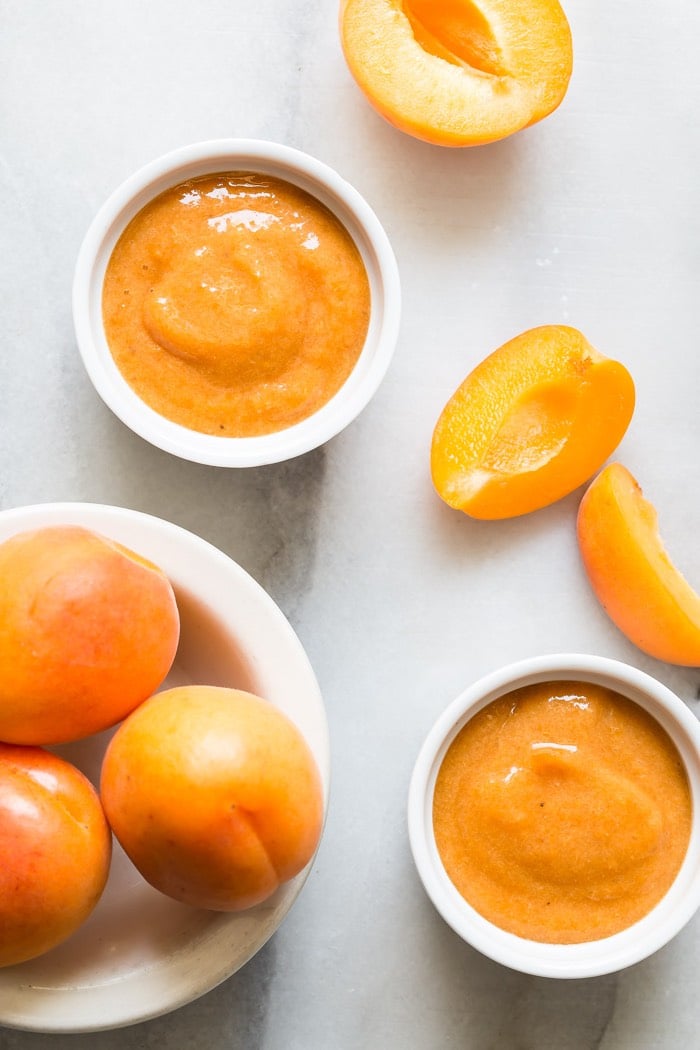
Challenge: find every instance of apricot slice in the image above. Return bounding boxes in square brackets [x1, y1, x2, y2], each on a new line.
[431, 326, 635, 519]
[577, 463, 700, 666]
[0, 525, 180, 744]
[339, 0, 573, 146]
[0, 743, 111, 967]
[101, 686, 324, 912]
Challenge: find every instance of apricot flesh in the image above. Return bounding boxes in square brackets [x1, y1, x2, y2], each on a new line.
[100, 686, 324, 912]
[0, 743, 111, 967]
[0, 526, 180, 744]
[577, 463, 700, 666]
[431, 326, 635, 519]
[339, 0, 573, 146]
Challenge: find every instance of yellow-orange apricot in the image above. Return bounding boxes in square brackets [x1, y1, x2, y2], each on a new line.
[431, 326, 635, 519]
[100, 686, 324, 912]
[0, 526, 180, 744]
[0, 743, 111, 967]
[577, 463, 700, 666]
[339, 0, 573, 146]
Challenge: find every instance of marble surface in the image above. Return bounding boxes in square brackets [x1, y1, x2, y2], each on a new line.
[2, 1, 700, 1046]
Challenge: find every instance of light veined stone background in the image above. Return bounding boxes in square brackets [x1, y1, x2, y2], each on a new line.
[1, 1, 700, 1046]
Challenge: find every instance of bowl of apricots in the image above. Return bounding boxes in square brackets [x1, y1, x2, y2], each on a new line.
[0, 502, 329, 1032]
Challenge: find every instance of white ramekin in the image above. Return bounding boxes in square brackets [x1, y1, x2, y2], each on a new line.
[408, 653, 700, 979]
[73, 139, 401, 467]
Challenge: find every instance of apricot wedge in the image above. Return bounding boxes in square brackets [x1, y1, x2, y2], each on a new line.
[431, 326, 635, 519]
[339, 0, 573, 146]
[577, 463, 700, 666]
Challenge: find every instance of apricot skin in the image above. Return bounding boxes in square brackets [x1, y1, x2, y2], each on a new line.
[340, 0, 573, 147]
[0, 743, 112, 968]
[0, 526, 180, 744]
[100, 686, 324, 912]
[577, 463, 700, 666]
[431, 326, 635, 519]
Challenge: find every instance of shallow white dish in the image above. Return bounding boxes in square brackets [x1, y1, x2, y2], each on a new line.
[408, 653, 700, 979]
[73, 138, 401, 467]
[0, 502, 330, 1032]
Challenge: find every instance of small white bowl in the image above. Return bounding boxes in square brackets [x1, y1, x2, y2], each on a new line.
[73, 139, 400, 467]
[0, 502, 330, 1032]
[408, 654, 700, 979]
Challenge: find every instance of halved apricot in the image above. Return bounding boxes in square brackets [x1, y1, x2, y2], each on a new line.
[339, 0, 573, 146]
[431, 326, 635, 519]
[577, 463, 700, 666]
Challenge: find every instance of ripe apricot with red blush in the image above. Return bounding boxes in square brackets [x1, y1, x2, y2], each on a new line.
[0, 743, 111, 967]
[431, 326, 635, 519]
[100, 686, 324, 912]
[0, 525, 180, 744]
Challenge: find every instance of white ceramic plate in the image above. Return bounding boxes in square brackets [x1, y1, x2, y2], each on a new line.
[0, 502, 330, 1032]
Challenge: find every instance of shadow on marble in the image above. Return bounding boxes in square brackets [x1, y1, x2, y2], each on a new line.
[348, 111, 539, 256]
[16, 401, 329, 625]
[425, 479, 582, 568]
[414, 896, 619, 1050]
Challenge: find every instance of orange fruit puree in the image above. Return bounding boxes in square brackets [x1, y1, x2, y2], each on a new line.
[433, 681, 691, 944]
[102, 173, 370, 436]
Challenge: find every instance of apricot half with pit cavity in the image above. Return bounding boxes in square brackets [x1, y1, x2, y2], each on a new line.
[339, 0, 573, 146]
[430, 326, 635, 519]
[577, 463, 700, 666]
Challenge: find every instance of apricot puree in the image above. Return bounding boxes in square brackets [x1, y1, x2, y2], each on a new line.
[433, 681, 691, 944]
[103, 173, 370, 436]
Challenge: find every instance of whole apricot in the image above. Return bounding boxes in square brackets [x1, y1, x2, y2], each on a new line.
[0, 525, 180, 744]
[0, 743, 112, 968]
[100, 686, 324, 912]
[431, 326, 635, 519]
[577, 463, 700, 665]
[340, 0, 573, 146]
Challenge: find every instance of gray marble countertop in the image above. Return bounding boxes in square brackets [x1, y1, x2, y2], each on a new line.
[2, 1, 700, 1047]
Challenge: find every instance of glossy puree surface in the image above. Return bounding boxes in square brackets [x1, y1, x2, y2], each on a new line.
[433, 681, 692, 944]
[102, 172, 370, 436]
